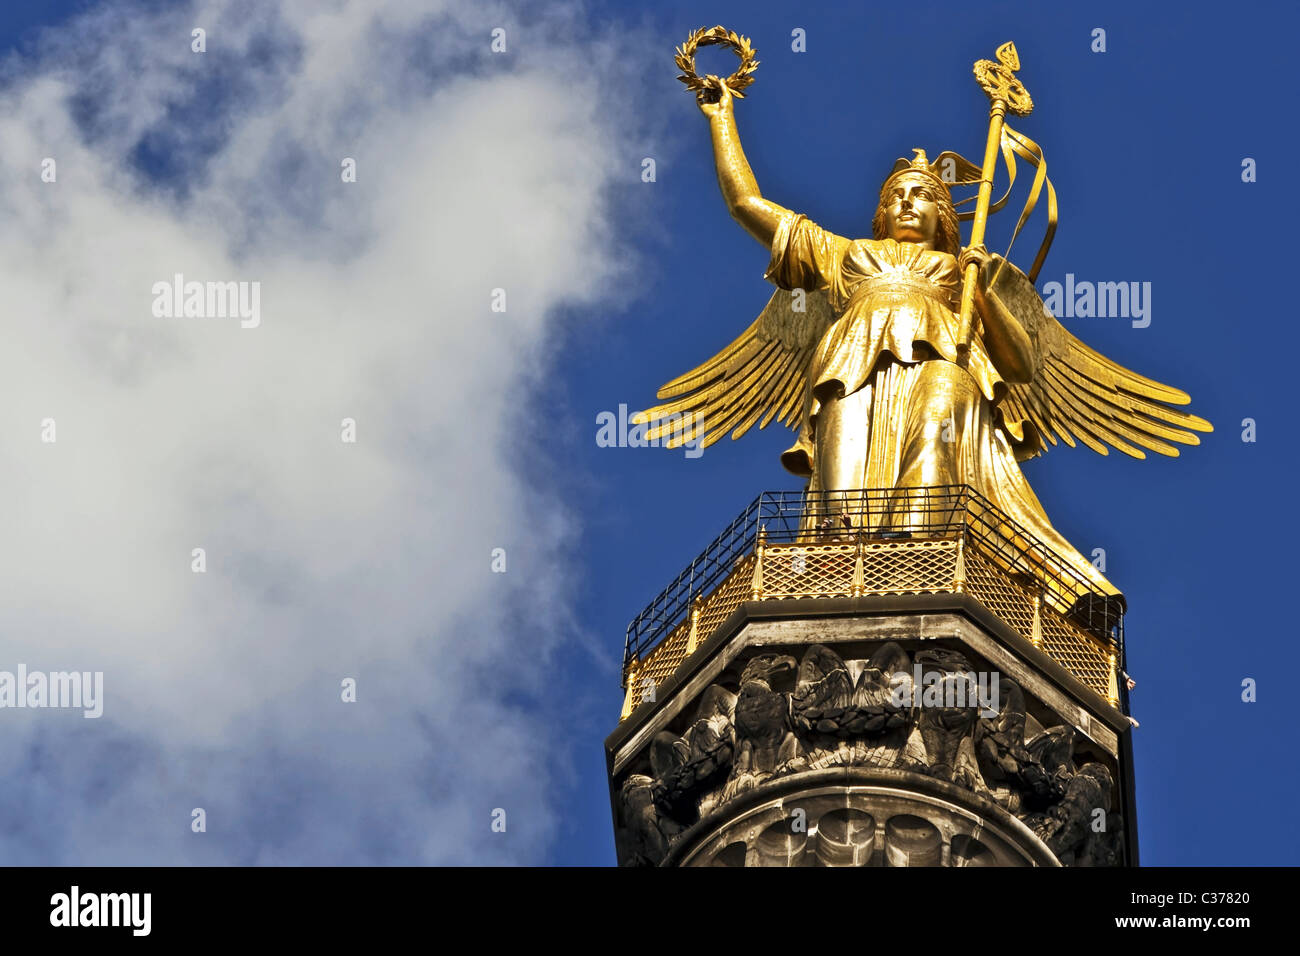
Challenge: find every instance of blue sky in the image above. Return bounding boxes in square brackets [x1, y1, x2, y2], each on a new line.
[0, 0, 1294, 866]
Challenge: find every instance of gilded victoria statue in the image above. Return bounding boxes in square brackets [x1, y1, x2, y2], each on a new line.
[635, 29, 1211, 602]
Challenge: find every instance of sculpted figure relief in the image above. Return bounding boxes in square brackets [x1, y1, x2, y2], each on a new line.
[618, 642, 1124, 867]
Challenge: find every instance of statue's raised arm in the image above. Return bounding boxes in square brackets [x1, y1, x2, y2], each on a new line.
[675, 26, 805, 251]
[697, 81, 791, 249]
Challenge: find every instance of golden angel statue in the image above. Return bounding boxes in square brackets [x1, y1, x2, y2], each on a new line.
[636, 33, 1211, 602]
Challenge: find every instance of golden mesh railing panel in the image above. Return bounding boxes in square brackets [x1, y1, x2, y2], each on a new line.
[860, 539, 957, 594]
[628, 619, 689, 706]
[694, 555, 754, 638]
[1038, 614, 1113, 698]
[963, 550, 1036, 639]
[625, 556, 754, 713]
[762, 543, 855, 597]
[759, 539, 959, 599]
[965, 550, 1113, 700]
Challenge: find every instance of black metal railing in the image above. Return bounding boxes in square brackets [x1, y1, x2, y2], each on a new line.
[622, 485, 1125, 677]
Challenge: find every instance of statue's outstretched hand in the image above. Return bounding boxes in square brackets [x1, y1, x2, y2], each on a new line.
[696, 80, 734, 120]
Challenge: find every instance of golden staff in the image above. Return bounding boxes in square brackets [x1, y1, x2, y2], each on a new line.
[957, 42, 1034, 361]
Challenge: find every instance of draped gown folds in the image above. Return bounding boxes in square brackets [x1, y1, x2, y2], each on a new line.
[763, 211, 1118, 602]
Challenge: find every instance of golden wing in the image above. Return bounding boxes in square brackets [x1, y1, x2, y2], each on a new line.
[633, 288, 837, 450]
[990, 257, 1213, 459]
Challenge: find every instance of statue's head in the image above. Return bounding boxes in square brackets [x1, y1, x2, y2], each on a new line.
[872, 149, 961, 257]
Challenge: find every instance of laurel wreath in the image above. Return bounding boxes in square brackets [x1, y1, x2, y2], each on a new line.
[674, 25, 759, 100]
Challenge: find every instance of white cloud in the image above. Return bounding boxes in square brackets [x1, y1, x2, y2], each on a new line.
[0, 0, 649, 863]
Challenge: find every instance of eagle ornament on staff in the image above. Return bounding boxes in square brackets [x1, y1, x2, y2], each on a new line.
[635, 28, 1211, 604]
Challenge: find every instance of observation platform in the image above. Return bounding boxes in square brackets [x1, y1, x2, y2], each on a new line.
[620, 485, 1126, 718]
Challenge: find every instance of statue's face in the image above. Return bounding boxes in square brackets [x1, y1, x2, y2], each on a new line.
[881, 174, 940, 247]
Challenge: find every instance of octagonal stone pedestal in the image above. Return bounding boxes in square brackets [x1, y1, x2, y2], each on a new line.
[607, 595, 1138, 867]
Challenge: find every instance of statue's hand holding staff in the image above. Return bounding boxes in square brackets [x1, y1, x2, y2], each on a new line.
[958, 243, 994, 294]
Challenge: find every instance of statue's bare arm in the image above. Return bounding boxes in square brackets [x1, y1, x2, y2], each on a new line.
[698, 83, 790, 248]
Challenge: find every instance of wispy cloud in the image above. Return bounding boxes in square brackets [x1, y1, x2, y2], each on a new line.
[0, 0, 650, 864]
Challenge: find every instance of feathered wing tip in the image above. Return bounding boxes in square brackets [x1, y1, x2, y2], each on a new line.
[632, 288, 837, 450]
[991, 256, 1213, 461]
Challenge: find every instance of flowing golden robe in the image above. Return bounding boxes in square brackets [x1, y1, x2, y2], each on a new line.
[764, 210, 1119, 600]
